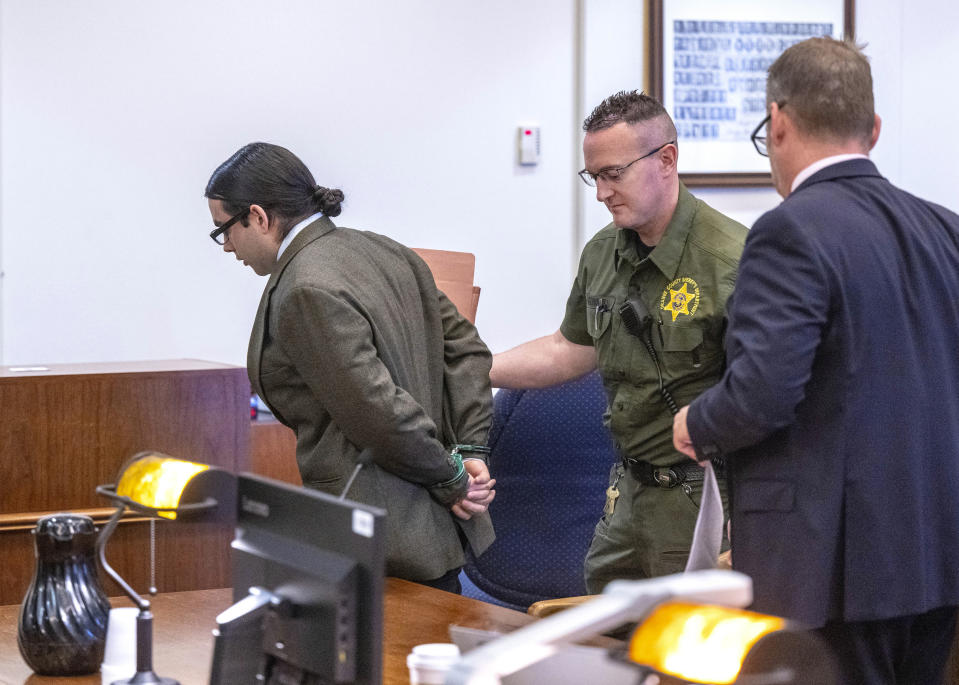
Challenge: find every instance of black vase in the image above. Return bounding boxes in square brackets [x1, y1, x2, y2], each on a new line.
[17, 513, 111, 675]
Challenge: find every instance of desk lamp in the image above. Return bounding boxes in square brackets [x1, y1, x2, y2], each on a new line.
[96, 451, 236, 685]
[446, 570, 838, 685]
[626, 599, 837, 684]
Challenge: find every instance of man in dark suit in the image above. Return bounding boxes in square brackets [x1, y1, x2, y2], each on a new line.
[205, 142, 495, 593]
[673, 38, 959, 683]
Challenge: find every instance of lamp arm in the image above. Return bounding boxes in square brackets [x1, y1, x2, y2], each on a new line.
[445, 570, 753, 685]
[95, 501, 180, 684]
[96, 504, 150, 611]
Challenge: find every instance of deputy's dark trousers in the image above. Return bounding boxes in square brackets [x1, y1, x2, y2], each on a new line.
[584, 462, 729, 594]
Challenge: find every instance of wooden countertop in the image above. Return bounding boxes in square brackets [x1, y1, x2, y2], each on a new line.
[0, 359, 241, 379]
[0, 578, 537, 685]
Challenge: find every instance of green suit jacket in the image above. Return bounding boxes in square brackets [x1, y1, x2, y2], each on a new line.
[248, 216, 495, 580]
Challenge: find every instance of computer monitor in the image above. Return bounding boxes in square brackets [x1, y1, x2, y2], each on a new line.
[209, 473, 386, 685]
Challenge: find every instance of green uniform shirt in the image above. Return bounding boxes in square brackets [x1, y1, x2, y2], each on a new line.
[561, 184, 747, 466]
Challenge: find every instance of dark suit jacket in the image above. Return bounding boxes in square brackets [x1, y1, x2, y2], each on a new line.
[248, 216, 495, 581]
[688, 159, 959, 627]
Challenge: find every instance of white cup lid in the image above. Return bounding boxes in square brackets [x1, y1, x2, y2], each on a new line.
[407, 642, 461, 669]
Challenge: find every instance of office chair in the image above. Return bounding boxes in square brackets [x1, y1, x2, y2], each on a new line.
[460, 371, 615, 611]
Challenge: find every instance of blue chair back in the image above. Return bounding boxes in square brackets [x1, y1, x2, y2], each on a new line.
[461, 371, 615, 610]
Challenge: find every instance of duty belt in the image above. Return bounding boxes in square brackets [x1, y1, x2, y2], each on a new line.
[621, 456, 725, 488]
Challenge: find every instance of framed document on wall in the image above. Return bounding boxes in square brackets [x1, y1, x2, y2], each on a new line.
[648, 0, 855, 186]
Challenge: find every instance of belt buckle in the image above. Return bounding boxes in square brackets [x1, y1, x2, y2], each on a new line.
[653, 468, 680, 488]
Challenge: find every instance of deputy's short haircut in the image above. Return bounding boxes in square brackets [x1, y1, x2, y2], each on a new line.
[767, 37, 874, 146]
[583, 90, 677, 143]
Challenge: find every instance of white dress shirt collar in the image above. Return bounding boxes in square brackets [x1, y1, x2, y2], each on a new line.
[791, 153, 869, 193]
[277, 211, 325, 260]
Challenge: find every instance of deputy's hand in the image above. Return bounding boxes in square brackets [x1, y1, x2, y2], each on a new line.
[673, 405, 698, 460]
[450, 460, 496, 520]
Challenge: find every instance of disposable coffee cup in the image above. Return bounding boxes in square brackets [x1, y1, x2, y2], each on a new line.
[407, 643, 461, 684]
[101, 607, 138, 685]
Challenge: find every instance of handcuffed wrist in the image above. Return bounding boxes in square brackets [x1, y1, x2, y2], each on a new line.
[450, 444, 491, 464]
[428, 449, 469, 507]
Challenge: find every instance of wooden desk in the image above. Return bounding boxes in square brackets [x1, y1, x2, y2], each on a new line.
[0, 578, 535, 685]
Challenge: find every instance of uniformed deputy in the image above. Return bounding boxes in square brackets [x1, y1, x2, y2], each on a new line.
[491, 90, 747, 593]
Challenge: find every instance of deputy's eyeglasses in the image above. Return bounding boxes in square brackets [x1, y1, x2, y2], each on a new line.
[750, 102, 787, 157]
[209, 207, 250, 245]
[578, 141, 676, 187]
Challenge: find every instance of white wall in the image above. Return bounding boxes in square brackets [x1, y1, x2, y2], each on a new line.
[858, 0, 959, 211]
[856, 0, 903, 187]
[578, 0, 645, 246]
[1, 0, 957, 366]
[0, 0, 576, 365]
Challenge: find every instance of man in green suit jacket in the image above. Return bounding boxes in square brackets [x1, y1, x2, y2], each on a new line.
[205, 142, 495, 592]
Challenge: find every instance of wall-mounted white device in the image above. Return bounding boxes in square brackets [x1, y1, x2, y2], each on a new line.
[517, 125, 541, 166]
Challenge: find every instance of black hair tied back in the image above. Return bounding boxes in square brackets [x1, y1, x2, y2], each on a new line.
[205, 143, 347, 226]
[313, 185, 344, 217]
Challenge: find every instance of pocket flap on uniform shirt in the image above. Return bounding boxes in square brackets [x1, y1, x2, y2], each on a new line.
[738, 479, 795, 512]
[661, 325, 704, 352]
[585, 295, 613, 338]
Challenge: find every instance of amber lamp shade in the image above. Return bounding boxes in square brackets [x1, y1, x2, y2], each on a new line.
[628, 601, 839, 685]
[115, 454, 211, 519]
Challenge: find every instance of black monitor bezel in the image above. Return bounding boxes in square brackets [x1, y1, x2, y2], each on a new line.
[214, 472, 386, 685]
